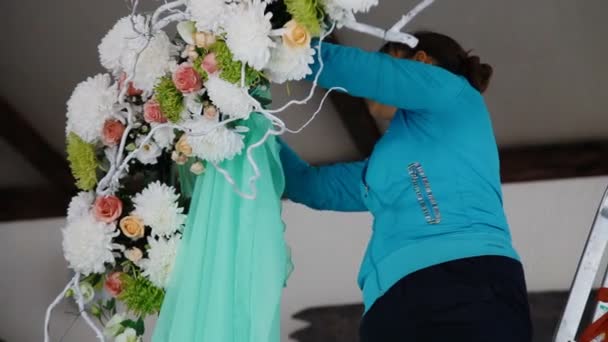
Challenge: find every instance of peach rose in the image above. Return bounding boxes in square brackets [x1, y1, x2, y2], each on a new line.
[118, 73, 143, 96]
[124, 247, 143, 263]
[143, 99, 168, 124]
[172, 63, 202, 94]
[202, 53, 219, 74]
[104, 272, 124, 297]
[93, 196, 123, 223]
[102, 120, 126, 146]
[190, 161, 205, 175]
[119, 215, 145, 240]
[194, 32, 216, 49]
[171, 150, 188, 165]
[283, 20, 311, 48]
[175, 135, 193, 157]
[203, 105, 218, 119]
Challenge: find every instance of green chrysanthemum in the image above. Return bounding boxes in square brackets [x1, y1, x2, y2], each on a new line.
[209, 41, 263, 86]
[118, 274, 165, 317]
[66, 132, 98, 191]
[285, 0, 323, 36]
[154, 77, 183, 123]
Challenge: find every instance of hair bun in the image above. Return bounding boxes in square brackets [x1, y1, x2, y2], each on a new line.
[465, 55, 493, 93]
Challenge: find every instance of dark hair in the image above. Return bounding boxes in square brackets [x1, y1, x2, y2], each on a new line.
[381, 31, 493, 93]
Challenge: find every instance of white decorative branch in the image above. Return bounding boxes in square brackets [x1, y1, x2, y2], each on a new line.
[389, 0, 435, 32]
[151, 0, 186, 27]
[342, 0, 436, 48]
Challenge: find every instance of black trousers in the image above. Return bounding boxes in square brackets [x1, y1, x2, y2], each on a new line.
[359, 256, 533, 342]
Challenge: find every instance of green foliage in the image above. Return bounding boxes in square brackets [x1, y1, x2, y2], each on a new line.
[154, 77, 183, 123]
[285, 0, 324, 36]
[66, 132, 98, 190]
[121, 317, 145, 336]
[118, 274, 165, 317]
[192, 56, 209, 82]
[209, 41, 264, 86]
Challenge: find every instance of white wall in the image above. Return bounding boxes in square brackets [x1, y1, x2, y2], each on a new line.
[1, 176, 607, 342]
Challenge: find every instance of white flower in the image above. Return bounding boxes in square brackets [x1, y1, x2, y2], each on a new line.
[140, 236, 180, 288]
[151, 124, 176, 150]
[323, 2, 356, 27]
[328, 0, 378, 14]
[67, 191, 94, 223]
[115, 328, 141, 342]
[99, 15, 148, 74]
[135, 136, 162, 165]
[62, 214, 117, 276]
[265, 42, 315, 83]
[104, 313, 126, 338]
[122, 31, 179, 93]
[188, 0, 228, 33]
[66, 74, 118, 143]
[205, 75, 254, 119]
[184, 117, 245, 163]
[75, 282, 95, 304]
[98, 15, 178, 92]
[132, 181, 186, 237]
[224, 1, 274, 70]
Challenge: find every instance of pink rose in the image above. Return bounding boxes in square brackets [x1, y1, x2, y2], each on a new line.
[104, 272, 124, 297]
[202, 53, 219, 74]
[118, 73, 143, 96]
[143, 99, 168, 124]
[102, 119, 126, 146]
[172, 63, 202, 93]
[93, 195, 123, 223]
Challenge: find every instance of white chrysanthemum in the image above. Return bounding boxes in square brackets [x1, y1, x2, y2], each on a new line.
[329, 0, 378, 13]
[62, 214, 117, 276]
[98, 15, 178, 92]
[121, 31, 179, 93]
[205, 75, 254, 119]
[152, 124, 176, 150]
[188, 0, 228, 33]
[265, 43, 315, 83]
[67, 191, 94, 223]
[132, 181, 186, 237]
[140, 236, 180, 288]
[224, 1, 274, 70]
[66, 74, 118, 143]
[185, 117, 245, 163]
[323, 2, 356, 27]
[98, 15, 148, 74]
[135, 136, 162, 165]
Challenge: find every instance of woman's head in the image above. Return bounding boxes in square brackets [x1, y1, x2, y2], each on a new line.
[367, 31, 493, 121]
[381, 31, 493, 93]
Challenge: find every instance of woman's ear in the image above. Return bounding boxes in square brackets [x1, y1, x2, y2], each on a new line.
[413, 51, 434, 65]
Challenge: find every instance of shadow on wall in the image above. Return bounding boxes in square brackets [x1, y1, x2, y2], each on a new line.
[289, 291, 596, 342]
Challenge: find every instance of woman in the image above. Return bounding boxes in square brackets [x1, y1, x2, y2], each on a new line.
[280, 31, 533, 341]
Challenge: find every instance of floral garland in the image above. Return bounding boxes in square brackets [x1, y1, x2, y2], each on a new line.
[45, 0, 434, 341]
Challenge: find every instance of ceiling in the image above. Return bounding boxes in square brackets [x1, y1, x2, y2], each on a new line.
[0, 0, 607, 188]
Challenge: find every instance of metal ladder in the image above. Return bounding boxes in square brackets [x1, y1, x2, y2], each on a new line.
[555, 185, 608, 342]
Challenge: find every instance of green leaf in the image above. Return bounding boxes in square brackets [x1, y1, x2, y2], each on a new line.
[120, 318, 145, 336]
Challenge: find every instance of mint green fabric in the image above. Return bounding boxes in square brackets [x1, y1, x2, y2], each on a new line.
[152, 113, 291, 342]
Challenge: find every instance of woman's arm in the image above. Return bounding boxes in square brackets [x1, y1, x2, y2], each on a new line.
[279, 140, 367, 212]
[309, 42, 466, 111]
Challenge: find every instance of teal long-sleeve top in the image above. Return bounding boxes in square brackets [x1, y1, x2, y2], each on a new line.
[280, 42, 520, 313]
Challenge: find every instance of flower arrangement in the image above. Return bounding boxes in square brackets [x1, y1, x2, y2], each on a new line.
[46, 0, 434, 341]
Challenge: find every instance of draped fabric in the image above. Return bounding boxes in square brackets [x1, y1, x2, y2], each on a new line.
[153, 113, 292, 342]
